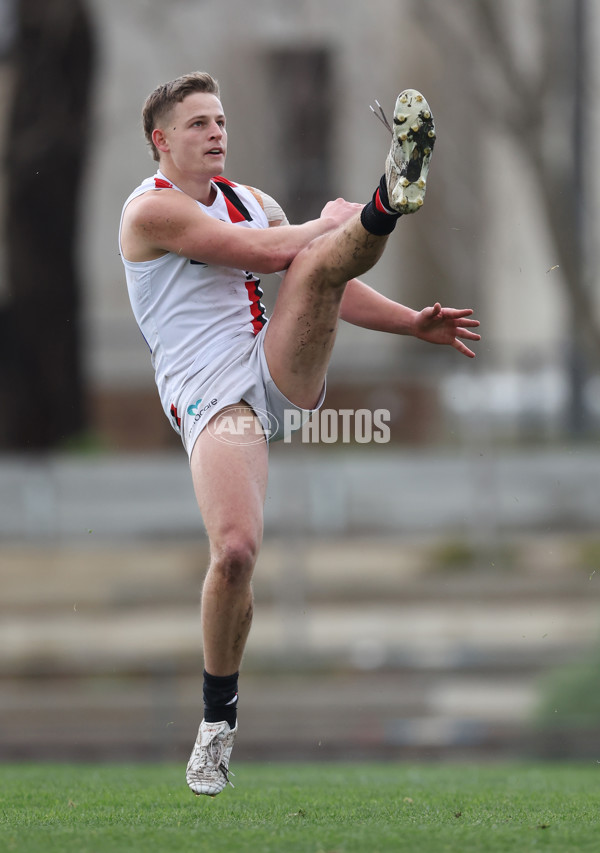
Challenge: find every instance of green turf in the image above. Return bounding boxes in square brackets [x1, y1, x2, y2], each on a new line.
[1, 762, 599, 852]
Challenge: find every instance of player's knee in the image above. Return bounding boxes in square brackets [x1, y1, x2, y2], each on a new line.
[211, 534, 259, 587]
[293, 238, 346, 290]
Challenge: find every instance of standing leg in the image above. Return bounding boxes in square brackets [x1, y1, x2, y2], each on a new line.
[186, 403, 268, 797]
[192, 411, 268, 678]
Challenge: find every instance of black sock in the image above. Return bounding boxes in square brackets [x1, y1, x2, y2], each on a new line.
[203, 669, 239, 729]
[360, 175, 401, 235]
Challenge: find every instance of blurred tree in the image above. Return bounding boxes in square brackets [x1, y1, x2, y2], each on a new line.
[536, 641, 600, 758]
[415, 0, 598, 434]
[0, 0, 95, 449]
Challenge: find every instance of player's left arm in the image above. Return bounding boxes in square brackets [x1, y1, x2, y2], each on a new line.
[339, 277, 481, 358]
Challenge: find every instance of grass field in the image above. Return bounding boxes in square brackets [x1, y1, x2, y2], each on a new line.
[1, 761, 599, 852]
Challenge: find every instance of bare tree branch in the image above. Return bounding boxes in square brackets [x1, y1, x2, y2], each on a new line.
[414, 0, 600, 362]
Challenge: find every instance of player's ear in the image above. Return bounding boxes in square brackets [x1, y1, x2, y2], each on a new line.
[152, 127, 169, 155]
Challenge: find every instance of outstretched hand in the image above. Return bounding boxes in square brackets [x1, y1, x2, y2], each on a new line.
[413, 303, 481, 358]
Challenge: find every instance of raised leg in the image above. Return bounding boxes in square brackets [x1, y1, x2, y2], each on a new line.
[264, 213, 389, 409]
[264, 87, 435, 410]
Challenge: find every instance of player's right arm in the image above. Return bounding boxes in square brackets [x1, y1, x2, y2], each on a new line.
[121, 189, 358, 274]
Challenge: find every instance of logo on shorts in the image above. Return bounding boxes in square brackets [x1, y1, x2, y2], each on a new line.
[186, 398, 218, 438]
[187, 398, 203, 416]
[209, 405, 279, 445]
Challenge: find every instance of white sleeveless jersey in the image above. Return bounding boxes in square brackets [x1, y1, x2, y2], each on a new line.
[119, 171, 270, 427]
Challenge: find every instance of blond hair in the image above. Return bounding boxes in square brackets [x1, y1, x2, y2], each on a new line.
[142, 71, 220, 161]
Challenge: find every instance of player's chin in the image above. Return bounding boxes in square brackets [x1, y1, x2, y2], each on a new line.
[207, 153, 226, 169]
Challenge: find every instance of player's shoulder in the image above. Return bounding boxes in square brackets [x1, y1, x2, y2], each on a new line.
[124, 182, 196, 224]
[212, 176, 262, 206]
[238, 185, 288, 226]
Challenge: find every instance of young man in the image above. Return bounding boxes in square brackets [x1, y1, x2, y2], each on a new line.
[119, 72, 479, 796]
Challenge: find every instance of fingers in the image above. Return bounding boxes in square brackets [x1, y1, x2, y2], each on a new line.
[433, 306, 480, 329]
[453, 339, 476, 358]
[457, 327, 481, 341]
[452, 318, 481, 357]
[445, 308, 477, 321]
[453, 325, 481, 357]
[421, 303, 440, 320]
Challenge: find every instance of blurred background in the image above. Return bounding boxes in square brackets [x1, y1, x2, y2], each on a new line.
[1, 0, 600, 763]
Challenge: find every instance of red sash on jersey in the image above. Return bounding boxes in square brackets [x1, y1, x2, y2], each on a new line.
[213, 177, 253, 223]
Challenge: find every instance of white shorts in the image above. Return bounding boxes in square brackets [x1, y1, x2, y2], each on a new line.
[171, 325, 326, 459]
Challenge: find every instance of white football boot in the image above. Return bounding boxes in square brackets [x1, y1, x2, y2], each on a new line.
[186, 720, 237, 796]
[372, 89, 436, 214]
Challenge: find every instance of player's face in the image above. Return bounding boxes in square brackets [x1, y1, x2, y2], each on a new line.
[161, 92, 227, 176]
